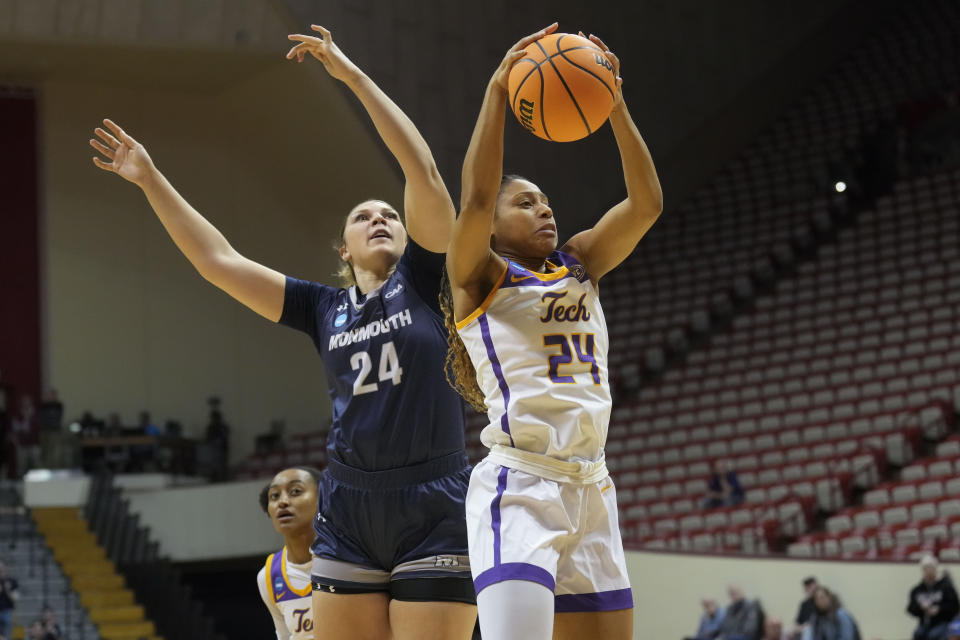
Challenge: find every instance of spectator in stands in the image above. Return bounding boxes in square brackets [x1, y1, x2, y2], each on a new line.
[138, 411, 159, 437]
[10, 394, 38, 477]
[792, 576, 819, 636]
[28, 618, 58, 640]
[0, 560, 20, 640]
[718, 584, 761, 640]
[37, 390, 63, 433]
[801, 586, 859, 640]
[908, 555, 959, 640]
[704, 459, 745, 509]
[762, 618, 786, 640]
[686, 597, 726, 640]
[39, 606, 61, 640]
[204, 397, 230, 481]
[104, 412, 123, 436]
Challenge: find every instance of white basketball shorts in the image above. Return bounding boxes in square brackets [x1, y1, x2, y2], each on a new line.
[466, 458, 633, 612]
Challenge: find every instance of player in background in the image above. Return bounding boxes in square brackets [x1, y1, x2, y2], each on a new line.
[90, 24, 476, 640]
[257, 467, 323, 640]
[442, 23, 662, 640]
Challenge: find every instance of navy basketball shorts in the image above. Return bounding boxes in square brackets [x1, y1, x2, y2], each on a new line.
[310, 451, 475, 604]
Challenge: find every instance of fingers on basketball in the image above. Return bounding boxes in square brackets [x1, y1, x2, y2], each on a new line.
[507, 32, 618, 142]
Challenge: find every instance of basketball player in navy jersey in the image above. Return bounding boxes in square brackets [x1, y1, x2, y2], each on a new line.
[90, 24, 476, 640]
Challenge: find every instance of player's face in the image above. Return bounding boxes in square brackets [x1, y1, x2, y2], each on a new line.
[266, 469, 318, 534]
[340, 200, 407, 274]
[493, 179, 557, 259]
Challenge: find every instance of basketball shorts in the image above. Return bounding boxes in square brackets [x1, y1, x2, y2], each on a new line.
[310, 451, 475, 604]
[466, 458, 633, 612]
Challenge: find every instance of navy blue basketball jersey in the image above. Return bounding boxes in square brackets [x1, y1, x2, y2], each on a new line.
[280, 239, 466, 471]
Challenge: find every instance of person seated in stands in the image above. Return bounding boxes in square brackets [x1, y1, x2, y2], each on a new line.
[28, 618, 58, 640]
[762, 618, 786, 640]
[801, 586, 859, 640]
[138, 411, 160, 436]
[39, 606, 61, 640]
[686, 597, 726, 640]
[704, 459, 745, 509]
[717, 585, 761, 640]
[792, 576, 819, 638]
[908, 555, 960, 640]
[104, 412, 123, 436]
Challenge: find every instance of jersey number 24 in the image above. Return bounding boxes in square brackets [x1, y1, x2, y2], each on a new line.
[350, 341, 403, 395]
[543, 333, 600, 385]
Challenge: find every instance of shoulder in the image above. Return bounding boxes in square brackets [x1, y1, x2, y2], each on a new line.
[285, 276, 343, 303]
[549, 250, 590, 283]
[256, 563, 275, 606]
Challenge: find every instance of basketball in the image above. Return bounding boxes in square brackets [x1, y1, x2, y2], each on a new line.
[508, 32, 617, 142]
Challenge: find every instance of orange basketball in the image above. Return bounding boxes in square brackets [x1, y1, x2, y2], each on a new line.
[508, 33, 617, 142]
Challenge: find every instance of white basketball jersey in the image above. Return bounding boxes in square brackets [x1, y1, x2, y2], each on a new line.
[257, 546, 314, 640]
[456, 251, 611, 466]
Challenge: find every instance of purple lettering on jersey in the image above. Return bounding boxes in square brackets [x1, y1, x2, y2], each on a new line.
[539, 291, 591, 323]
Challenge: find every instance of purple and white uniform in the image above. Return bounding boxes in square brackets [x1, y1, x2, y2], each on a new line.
[456, 250, 632, 613]
[256, 547, 314, 640]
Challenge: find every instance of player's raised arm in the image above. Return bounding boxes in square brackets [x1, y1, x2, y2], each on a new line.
[448, 24, 558, 301]
[562, 34, 663, 282]
[286, 25, 453, 253]
[89, 119, 286, 322]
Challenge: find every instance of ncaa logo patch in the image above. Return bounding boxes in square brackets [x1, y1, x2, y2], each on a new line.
[274, 576, 285, 594]
[334, 313, 348, 327]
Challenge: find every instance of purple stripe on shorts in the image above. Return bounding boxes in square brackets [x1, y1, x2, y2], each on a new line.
[554, 588, 634, 612]
[478, 315, 514, 446]
[474, 562, 556, 594]
[491, 466, 508, 567]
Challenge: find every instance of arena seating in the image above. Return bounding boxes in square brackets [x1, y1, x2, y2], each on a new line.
[610, 166, 959, 553]
[793, 434, 960, 561]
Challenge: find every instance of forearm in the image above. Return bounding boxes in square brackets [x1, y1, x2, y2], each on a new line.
[342, 71, 438, 178]
[609, 99, 663, 215]
[460, 79, 508, 211]
[139, 169, 236, 276]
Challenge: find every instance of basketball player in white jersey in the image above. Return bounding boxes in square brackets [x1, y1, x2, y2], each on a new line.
[257, 467, 322, 639]
[442, 24, 663, 639]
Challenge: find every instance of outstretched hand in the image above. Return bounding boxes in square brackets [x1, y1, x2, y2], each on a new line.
[580, 31, 623, 106]
[286, 24, 361, 83]
[89, 119, 156, 186]
[492, 23, 558, 91]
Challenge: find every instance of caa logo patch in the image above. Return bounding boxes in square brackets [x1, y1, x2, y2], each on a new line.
[334, 313, 348, 328]
[385, 282, 404, 300]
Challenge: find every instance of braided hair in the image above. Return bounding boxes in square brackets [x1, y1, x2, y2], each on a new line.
[439, 175, 527, 413]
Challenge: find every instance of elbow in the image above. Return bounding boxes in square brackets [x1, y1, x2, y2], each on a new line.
[406, 159, 445, 190]
[648, 182, 665, 217]
[194, 251, 234, 285]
